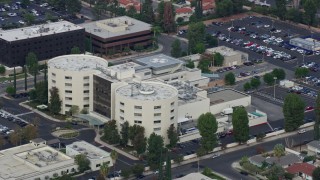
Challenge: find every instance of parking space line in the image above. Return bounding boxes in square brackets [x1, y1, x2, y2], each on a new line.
[15, 111, 34, 117]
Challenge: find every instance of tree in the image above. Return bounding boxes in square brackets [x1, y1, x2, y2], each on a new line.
[197, 112, 218, 152]
[25, 52, 38, 85]
[71, 46, 81, 54]
[6, 86, 15, 96]
[286, 8, 302, 23]
[194, 0, 203, 19]
[197, 59, 211, 73]
[92, 1, 105, 20]
[267, 165, 285, 180]
[213, 52, 224, 66]
[23, 13, 35, 25]
[295, 67, 309, 78]
[35, 81, 48, 104]
[49, 87, 62, 115]
[263, 73, 275, 85]
[186, 60, 195, 69]
[224, 72, 236, 85]
[275, 0, 287, 20]
[272, 68, 286, 80]
[0, 65, 5, 74]
[273, 144, 285, 161]
[23, 124, 38, 141]
[0, 135, 4, 148]
[21, 0, 30, 7]
[315, 92, 320, 140]
[141, 0, 154, 24]
[13, 67, 16, 95]
[205, 34, 218, 47]
[65, 0, 81, 15]
[303, 0, 317, 25]
[250, 78, 261, 89]
[75, 154, 90, 173]
[171, 40, 182, 58]
[110, 150, 118, 175]
[232, 107, 249, 143]
[129, 125, 147, 154]
[231, 0, 243, 13]
[151, 26, 162, 47]
[68, 105, 79, 116]
[283, 94, 305, 132]
[312, 167, 320, 180]
[188, 22, 205, 54]
[120, 121, 129, 146]
[173, 154, 183, 164]
[243, 82, 251, 91]
[165, 154, 171, 180]
[163, 2, 175, 33]
[24, 66, 27, 91]
[195, 43, 205, 54]
[167, 124, 179, 149]
[99, 162, 109, 180]
[9, 131, 21, 146]
[147, 133, 164, 170]
[216, 0, 234, 17]
[126, 5, 137, 17]
[156, 1, 165, 26]
[103, 120, 120, 144]
[131, 164, 144, 177]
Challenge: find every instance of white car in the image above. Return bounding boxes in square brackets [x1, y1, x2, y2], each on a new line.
[40, 3, 48, 7]
[212, 153, 220, 158]
[7, 13, 17, 17]
[264, 24, 270, 28]
[298, 129, 306, 134]
[18, 20, 25, 24]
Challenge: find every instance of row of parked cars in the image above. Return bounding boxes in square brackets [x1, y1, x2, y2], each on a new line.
[303, 74, 320, 88]
[0, 111, 28, 128]
[300, 61, 319, 72]
[288, 85, 318, 98]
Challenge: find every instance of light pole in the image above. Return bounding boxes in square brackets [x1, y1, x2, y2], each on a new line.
[302, 54, 305, 64]
[273, 77, 277, 99]
[272, 20, 274, 29]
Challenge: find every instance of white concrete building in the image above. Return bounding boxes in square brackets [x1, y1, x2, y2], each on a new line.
[206, 46, 248, 66]
[66, 141, 113, 171]
[48, 54, 108, 114]
[0, 140, 77, 180]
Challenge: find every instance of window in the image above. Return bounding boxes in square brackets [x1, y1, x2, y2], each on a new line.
[144, 72, 151, 75]
[52, 80, 56, 83]
[154, 113, 161, 117]
[170, 116, 174, 120]
[65, 76, 72, 80]
[84, 90, 89, 93]
[120, 109, 124, 113]
[171, 102, 175, 106]
[154, 127, 161, 131]
[84, 76, 89, 80]
[84, 83, 89, 87]
[120, 102, 124, 106]
[65, 90, 72, 93]
[134, 105, 142, 109]
[96, 164, 101, 168]
[65, 83, 72, 86]
[52, 73, 56, 76]
[154, 120, 161, 124]
[120, 116, 124, 120]
[154, 106, 161, 109]
[65, 104, 72, 107]
[134, 113, 142, 117]
[65, 97, 72, 100]
[171, 109, 174, 113]
[84, 104, 89, 108]
[134, 120, 142, 124]
[83, 97, 89, 100]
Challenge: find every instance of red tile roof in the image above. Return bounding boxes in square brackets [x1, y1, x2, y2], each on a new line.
[119, 0, 132, 6]
[176, 7, 193, 14]
[203, 3, 214, 10]
[286, 163, 316, 176]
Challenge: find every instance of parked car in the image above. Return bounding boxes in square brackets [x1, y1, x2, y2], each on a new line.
[212, 153, 220, 158]
[298, 129, 306, 134]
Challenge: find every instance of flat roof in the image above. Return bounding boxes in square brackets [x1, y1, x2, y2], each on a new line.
[48, 54, 108, 71]
[290, 37, 320, 47]
[208, 89, 248, 105]
[116, 81, 178, 101]
[135, 54, 184, 69]
[67, 141, 110, 159]
[206, 46, 243, 57]
[80, 16, 151, 39]
[0, 143, 73, 180]
[0, 21, 83, 42]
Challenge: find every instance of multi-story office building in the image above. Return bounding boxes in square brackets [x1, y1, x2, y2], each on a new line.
[0, 21, 85, 67]
[80, 16, 152, 54]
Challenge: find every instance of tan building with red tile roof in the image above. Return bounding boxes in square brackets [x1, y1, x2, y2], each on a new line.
[286, 163, 316, 180]
[175, 7, 193, 22]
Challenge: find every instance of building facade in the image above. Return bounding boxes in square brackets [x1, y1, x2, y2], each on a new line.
[206, 46, 248, 66]
[48, 54, 108, 114]
[80, 16, 152, 55]
[0, 21, 85, 67]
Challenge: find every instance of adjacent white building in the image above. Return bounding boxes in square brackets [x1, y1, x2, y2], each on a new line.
[66, 141, 113, 171]
[0, 139, 77, 180]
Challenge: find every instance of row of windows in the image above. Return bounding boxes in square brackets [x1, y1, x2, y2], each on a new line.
[120, 116, 175, 123]
[122, 102, 175, 109]
[66, 104, 89, 108]
[65, 97, 89, 101]
[65, 90, 90, 93]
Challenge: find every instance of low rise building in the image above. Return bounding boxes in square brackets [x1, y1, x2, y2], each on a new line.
[307, 140, 320, 156]
[66, 141, 113, 171]
[174, 172, 213, 180]
[206, 46, 248, 66]
[249, 153, 301, 168]
[286, 163, 316, 180]
[175, 7, 193, 22]
[80, 16, 152, 55]
[289, 37, 320, 51]
[0, 140, 77, 180]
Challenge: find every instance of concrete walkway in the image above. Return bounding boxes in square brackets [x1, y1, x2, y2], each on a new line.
[94, 130, 139, 160]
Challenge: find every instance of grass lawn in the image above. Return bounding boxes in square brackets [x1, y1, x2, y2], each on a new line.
[25, 101, 68, 121]
[202, 172, 226, 180]
[0, 74, 26, 82]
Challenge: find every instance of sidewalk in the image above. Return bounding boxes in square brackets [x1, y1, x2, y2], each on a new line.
[19, 101, 62, 122]
[94, 130, 139, 160]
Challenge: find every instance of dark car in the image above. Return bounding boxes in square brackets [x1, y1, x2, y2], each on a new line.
[176, 174, 185, 178]
[136, 175, 145, 179]
[243, 61, 254, 66]
[240, 171, 249, 176]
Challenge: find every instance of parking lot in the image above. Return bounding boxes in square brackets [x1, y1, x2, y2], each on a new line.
[0, 0, 82, 29]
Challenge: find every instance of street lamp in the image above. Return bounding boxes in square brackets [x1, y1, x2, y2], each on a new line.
[273, 77, 277, 99]
[302, 53, 305, 64]
[272, 20, 274, 29]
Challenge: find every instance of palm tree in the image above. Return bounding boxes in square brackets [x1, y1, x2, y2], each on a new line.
[99, 162, 109, 180]
[151, 26, 162, 49]
[111, 149, 118, 175]
[273, 144, 285, 162]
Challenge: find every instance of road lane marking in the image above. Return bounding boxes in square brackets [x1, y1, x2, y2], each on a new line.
[15, 111, 34, 117]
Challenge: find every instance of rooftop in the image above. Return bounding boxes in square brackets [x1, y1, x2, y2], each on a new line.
[250, 154, 301, 167]
[115, 81, 178, 101]
[48, 54, 108, 71]
[307, 140, 320, 150]
[0, 143, 73, 180]
[0, 21, 83, 42]
[291, 37, 320, 46]
[135, 54, 184, 69]
[168, 81, 203, 104]
[174, 172, 213, 180]
[206, 46, 244, 57]
[286, 163, 316, 176]
[67, 141, 110, 160]
[208, 89, 248, 105]
[176, 7, 193, 14]
[80, 16, 151, 39]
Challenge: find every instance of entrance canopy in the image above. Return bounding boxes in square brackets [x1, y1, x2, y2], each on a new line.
[74, 114, 105, 126]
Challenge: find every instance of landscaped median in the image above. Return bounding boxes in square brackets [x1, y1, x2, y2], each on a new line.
[52, 129, 79, 139]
